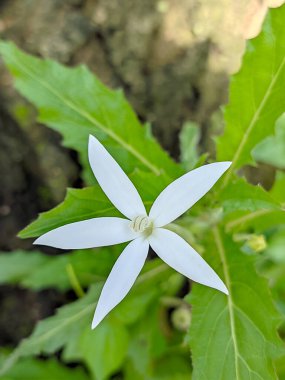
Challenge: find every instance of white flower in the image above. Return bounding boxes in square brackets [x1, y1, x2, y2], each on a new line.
[35, 135, 231, 329]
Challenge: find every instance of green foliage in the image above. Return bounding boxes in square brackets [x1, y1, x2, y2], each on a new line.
[253, 114, 285, 169]
[0, 285, 130, 379]
[0, 251, 50, 285]
[217, 6, 285, 187]
[218, 178, 285, 232]
[220, 178, 280, 214]
[80, 321, 129, 380]
[124, 303, 191, 380]
[1, 4, 285, 379]
[189, 229, 283, 379]
[0, 249, 116, 291]
[270, 171, 285, 203]
[264, 228, 285, 264]
[9, 285, 100, 358]
[19, 187, 119, 239]
[0, 261, 176, 378]
[0, 41, 181, 184]
[0, 356, 89, 380]
[179, 122, 200, 171]
[151, 355, 192, 380]
[19, 171, 170, 238]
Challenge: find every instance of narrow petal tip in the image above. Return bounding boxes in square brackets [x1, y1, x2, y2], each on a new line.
[210, 275, 229, 295]
[33, 236, 44, 246]
[88, 134, 97, 148]
[88, 132, 146, 219]
[216, 161, 232, 171]
[33, 234, 53, 247]
[91, 316, 101, 330]
[220, 283, 229, 295]
[91, 238, 149, 331]
[223, 161, 232, 169]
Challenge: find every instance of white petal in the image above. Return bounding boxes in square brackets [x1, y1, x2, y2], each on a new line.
[88, 135, 146, 219]
[149, 228, 228, 294]
[34, 217, 138, 249]
[92, 237, 149, 328]
[149, 162, 231, 227]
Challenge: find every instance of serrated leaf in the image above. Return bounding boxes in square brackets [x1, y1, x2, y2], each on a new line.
[189, 229, 283, 380]
[217, 6, 285, 187]
[0, 41, 181, 183]
[0, 260, 171, 376]
[224, 208, 285, 234]
[0, 285, 100, 376]
[19, 171, 170, 239]
[219, 178, 280, 214]
[218, 178, 285, 233]
[0, 285, 129, 380]
[19, 186, 119, 239]
[253, 114, 285, 169]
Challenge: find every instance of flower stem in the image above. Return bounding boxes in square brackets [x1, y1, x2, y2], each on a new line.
[66, 263, 85, 298]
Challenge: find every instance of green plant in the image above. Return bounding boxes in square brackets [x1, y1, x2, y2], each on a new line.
[0, 5, 285, 379]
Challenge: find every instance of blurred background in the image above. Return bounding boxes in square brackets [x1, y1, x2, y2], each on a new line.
[0, 0, 284, 361]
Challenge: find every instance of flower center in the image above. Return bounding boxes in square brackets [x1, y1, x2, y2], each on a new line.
[130, 215, 153, 235]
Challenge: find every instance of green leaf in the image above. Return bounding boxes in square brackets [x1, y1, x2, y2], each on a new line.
[270, 171, 285, 204]
[276, 355, 285, 380]
[217, 6, 285, 187]
[114, 260, 172, 325]
[218, 178, 285, 233]
[19, 171, 170, 239]
[260, 260, 285, 322]
[0, 260, 171, 376]
[124, 299, 191, 380]
[0, 284, 129, 380]
[80, 321, 129, 380]
[19, 186, 119, 239]
[152, 355, 192, 380]
[0, 251, 50, 285]
[189, 228, 284, 379]
[0, 357, 89, 380]
[219, 178, 280, 214]
[224, 208, 285, 234]
[179, 122, 200, 171]
[0, 285, 101, 376]
[0, 41, 181, 183]
[253, 114, 285, 169]
[264, 228, 285, 264]
[0, 249, 117, 291]
[124, 304, 168, 380]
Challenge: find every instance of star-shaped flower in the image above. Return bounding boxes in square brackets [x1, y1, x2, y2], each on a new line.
[35, 135, 231, 329]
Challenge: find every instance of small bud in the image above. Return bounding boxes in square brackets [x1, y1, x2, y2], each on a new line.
[171, 307, 191, 332]
[247, 234, 267, 253]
